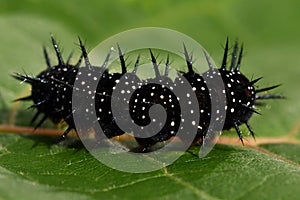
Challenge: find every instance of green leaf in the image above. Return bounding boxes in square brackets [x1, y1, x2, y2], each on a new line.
[260, 143, 300, 164]
[0, 166, 90, 200]
[0, 134, 300, 200]
[1, 0, 300, 199]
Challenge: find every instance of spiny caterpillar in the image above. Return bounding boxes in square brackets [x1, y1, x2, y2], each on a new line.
[13, 36, 283, 151]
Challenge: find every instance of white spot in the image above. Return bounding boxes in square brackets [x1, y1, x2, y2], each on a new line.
[171, 121, 175, 126]
[231, 108, 234, 113]
[227, 83, 231, 88]
[192, 121, 196, 126]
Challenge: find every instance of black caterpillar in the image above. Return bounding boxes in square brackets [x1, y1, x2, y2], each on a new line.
[13, 36, 283, 151]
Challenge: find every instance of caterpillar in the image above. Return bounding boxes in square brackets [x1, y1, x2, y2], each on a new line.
[13, 36, 283, 151]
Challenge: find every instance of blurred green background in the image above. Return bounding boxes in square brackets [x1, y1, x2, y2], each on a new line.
[0, 0, 299, 136]
[0, 0, 300, 199]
